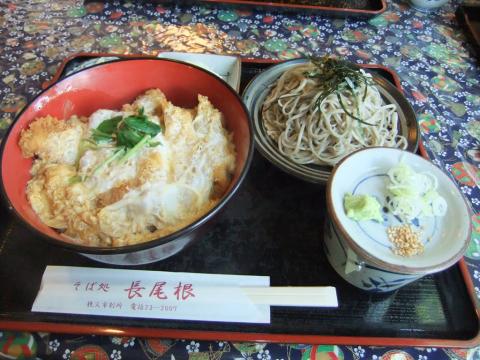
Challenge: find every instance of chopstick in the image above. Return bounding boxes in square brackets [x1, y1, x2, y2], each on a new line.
[241, 286, 338, 307]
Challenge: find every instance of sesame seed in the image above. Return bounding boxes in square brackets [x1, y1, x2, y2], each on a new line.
[387, 224, 424, 257]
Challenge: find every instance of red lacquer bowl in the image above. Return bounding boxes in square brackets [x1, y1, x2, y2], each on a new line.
[0, 58, 253, 265]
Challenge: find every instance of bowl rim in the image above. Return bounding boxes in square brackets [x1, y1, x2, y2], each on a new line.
[0, 57, 254, 255]
[326, 146, 472, 275]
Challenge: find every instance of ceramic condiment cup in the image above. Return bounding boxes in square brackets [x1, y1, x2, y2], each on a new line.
[324, 147, 471, 292]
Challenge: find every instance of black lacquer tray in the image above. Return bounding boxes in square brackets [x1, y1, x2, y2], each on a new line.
[84, 0, 386, 18]
[0, 55, 479, 347]
[456, 4, 480, 62]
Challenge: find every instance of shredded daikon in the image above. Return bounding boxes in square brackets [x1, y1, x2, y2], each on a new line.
[385, 161, 447, 222]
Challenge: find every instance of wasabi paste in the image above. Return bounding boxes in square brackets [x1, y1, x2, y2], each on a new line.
[344, 193, 383, 222]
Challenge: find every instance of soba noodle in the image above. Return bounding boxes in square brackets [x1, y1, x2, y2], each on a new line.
[262, 62, 408, 166]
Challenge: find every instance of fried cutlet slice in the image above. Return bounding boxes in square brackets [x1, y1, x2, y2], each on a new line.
[19, 115, 87, 165]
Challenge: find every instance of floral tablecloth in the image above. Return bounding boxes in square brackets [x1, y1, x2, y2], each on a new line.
[1, 0, 480, 358]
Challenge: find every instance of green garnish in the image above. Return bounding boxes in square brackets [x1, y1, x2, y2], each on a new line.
[117, 127, 144, 148]
[68, 175, 82, 185]
[124, 115, 162, 135]
[92, 147, 126, 176]
[77, 147, 126, 182]
[96, 115, 123, 134]
[305, 56, 375, 126]
[119, 134, 151, 164]
[148, 140, 162, 147]
[72, 108, 163, 183]
[92, 128, 114, 143]
[91, 108, 162, 149]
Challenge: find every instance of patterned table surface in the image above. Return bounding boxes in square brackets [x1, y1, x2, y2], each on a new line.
[1, 0, 480, 358]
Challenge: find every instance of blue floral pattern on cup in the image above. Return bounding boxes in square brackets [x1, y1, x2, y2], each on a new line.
[324, 218, 420, 292]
